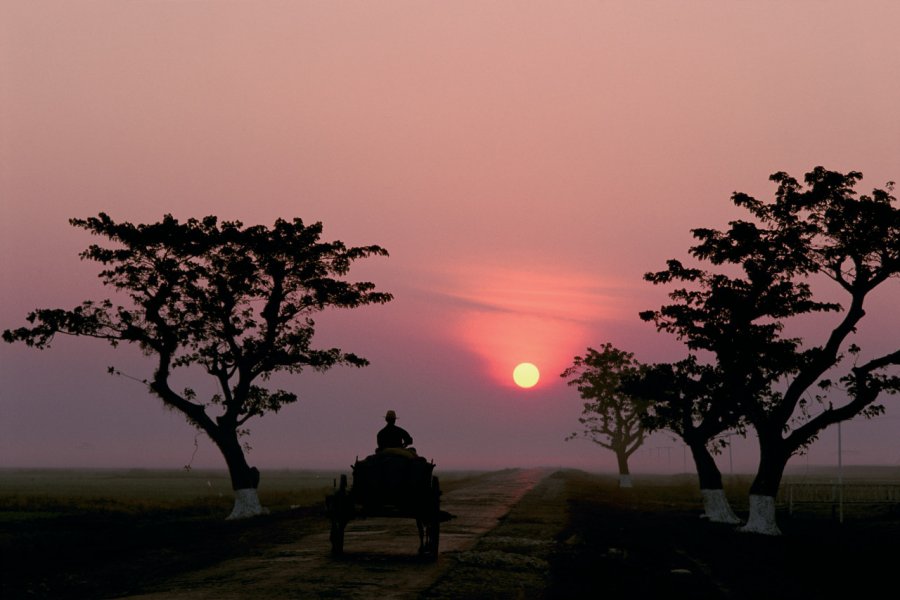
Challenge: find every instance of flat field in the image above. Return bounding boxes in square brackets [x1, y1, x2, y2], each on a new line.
[1, 467, 899, 599]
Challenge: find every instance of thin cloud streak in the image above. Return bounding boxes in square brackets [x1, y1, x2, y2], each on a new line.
[406, 263, 633, 386]
[416, 263, 635, 324]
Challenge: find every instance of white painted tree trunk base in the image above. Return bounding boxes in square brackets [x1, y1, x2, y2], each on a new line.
[739, 495, 781, 535]
[700, 489, 741, 524]
[226, 488, 269, 520]
[618, 474, 633, 488]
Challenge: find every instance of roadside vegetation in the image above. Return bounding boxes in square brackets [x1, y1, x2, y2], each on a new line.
[426, 470, 900, 600]
[0, 470, 334, 599]
[5, 468, 900, 599]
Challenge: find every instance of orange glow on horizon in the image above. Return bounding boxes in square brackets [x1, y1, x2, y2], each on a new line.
[457, 310, 584, 387]
[435, 264, 618, 387]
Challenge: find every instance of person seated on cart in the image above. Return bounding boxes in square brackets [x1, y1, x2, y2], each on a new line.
[352, 410, 431, 504]
[377, 410, 416, 457]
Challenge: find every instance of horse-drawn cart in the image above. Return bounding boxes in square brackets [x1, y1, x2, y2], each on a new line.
[325, 450, 452, 559]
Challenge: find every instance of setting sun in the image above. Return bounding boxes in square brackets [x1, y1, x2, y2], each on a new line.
[512, 362, 540, 389]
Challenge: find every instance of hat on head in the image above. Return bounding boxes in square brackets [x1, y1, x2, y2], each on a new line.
[385, 410, 397, 420]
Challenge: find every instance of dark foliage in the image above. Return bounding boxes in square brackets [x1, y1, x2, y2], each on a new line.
[562, 344, 648, 476]
[641, 167, 900, 497]
[3, 214, 392, 490]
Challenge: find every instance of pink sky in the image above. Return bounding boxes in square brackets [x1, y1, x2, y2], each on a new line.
[2, 1, 900, 474]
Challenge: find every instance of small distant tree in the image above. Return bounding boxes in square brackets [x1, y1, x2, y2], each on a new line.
[642, 167, 900, 534]
[3, 213, 392, 519]
[562, 343, 648, 488]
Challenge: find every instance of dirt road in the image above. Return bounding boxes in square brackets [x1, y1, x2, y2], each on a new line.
[122, 468, 550, 599]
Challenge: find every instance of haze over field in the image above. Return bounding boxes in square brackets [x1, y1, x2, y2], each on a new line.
[2, 1, 900, 473]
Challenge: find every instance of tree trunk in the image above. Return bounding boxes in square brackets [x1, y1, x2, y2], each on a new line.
[215, 431, 268, 520]
[741, 495, 780, 536]
[690, 442, 740, 524]
[741, 438, 788, 535]
[615, 448, 633, 488]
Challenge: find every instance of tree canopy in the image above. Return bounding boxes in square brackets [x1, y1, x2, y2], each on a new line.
[562, 343, 648, 484]
[4, 213, 392, 516]
[639, 167, 900, 533]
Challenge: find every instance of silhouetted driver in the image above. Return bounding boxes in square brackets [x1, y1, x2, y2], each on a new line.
[377, 410, 413, 451]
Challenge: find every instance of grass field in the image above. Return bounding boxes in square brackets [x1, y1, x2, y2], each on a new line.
[2, 467, 899, 599]
[0, 468, 337, 515]
[0, 468, 494, 599]
[546, 470, 900, 599]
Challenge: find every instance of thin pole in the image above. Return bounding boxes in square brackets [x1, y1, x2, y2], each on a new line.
[838, 421, 844, 524]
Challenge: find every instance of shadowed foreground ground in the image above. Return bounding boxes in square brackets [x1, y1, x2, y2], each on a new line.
[2, 468, 900, 598]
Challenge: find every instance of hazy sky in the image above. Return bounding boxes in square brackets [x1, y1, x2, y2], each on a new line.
[2, 1, 900, 474]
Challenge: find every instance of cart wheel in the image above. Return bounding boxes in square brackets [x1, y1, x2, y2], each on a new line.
[330, 516, 345, 556]
[432, 476, 442, 512]
[424, 475, 441, 559]
[425, 518, 440, 559]
[329, 475, 349, 556]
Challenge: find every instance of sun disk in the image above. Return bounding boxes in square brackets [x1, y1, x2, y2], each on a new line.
[513, 362, 540, 388]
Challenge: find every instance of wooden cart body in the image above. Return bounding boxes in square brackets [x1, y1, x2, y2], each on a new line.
[325, 451, 448, 559]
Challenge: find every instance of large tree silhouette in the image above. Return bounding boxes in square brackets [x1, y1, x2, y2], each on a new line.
[562, 344, 648, 488]
[4, 214, 392, 519]
[642, 167, 900, 534]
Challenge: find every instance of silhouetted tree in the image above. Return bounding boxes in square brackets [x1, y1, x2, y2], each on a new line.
[4, 214, 392, 519]
[628, 357, 742, 522]
[562, 344, 648, 488]
[642, 167, 900, 534]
